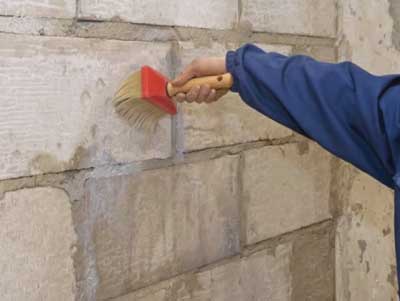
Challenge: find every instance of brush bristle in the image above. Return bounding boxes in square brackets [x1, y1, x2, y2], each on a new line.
[113, 71, 167, 131]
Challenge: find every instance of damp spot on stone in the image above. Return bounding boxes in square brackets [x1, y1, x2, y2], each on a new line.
[366, 260, 370, 273]
[30, 153, 62, 173]
[358, 240, 367, 263]
[80, 90, 91, 105]
[349, 4, 357, 16]
[69, 146, 91, 169]
[387, 264, 397, 288]
[57, 142, 62, 149]
[91, 124, 98, 139]
[383, 227, 391, 237]
[110, 15, 124, 22]
[12, 150, 21, 157]
[351, 203, 363, 215]
[166, 274, 204, 300]
[356, 222, 361, 227]
[296, 141, 309, 155]
[96, 78, 106, 88]
[29, 146, 90, 173]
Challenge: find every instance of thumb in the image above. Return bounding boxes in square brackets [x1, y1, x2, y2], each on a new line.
[171, 66, 195, 87]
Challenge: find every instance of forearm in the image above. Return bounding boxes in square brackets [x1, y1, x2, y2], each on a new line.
[227, 43, 396, 187]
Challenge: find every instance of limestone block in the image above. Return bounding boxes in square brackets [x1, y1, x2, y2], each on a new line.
[115, 243, 292, 301]
[178, 42, 292, 152]
[115, 223, 334, 300]
[336, 1, 400, 299]
[242, 142, 332, 245]
[79, 0, 238, 30]
[81, 156, 240, 299]
[0, 34, 172, 179]
[0, 187, 76, 301]
[241, 0, 336, 37]
[0, 0, 75, 18]
[339, 0, 400, 73]
[335, 172, 396, 300]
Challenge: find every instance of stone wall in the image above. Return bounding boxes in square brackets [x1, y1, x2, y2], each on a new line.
[335, 0, 399, 300]
[0, 0, 347, 300]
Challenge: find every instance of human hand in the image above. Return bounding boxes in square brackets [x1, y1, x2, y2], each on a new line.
[171, 57, 229, 103]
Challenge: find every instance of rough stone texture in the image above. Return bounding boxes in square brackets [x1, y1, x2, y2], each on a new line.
[0, 0, 75, 18]
[339, 0, 400, 74]
[0, 16, 75, 36]
[115, 243, 293, 301]
[293, 45, 337, 63]
[241, 0, 337, 38]
[335, 172, 396, 301]
[336, 1, 399, 299]
[179, 42, 292, 152]
[77, 156, 240, 300]
[79, 0, 238, 30]
[242, 142, 332, 245]
[0, 34, 172, 180]
[113, 221, 334, 301]
[0, 187, 77, 300]
[290, 222, 334, 301]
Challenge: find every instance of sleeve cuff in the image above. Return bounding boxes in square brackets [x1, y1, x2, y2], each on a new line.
[226, 50, 241, 93]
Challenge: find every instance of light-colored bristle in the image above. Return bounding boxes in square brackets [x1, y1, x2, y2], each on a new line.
[112, 71, 167, 132]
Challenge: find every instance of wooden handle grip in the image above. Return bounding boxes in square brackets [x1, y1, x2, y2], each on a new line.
[167, 73, 233, 97]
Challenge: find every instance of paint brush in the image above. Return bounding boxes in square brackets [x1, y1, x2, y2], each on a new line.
[112, 66, 233, 131]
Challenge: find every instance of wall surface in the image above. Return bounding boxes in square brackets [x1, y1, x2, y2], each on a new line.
[0, 0, 387, 300]
[335, 0, 399, 300]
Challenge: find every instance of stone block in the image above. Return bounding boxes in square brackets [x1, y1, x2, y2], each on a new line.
[241, 0, 337, 37]
[114, 222, 334, 300]
[0, 0, 75, 18]
[79, 156, 240, 299]
[0, 34, 172, 179]
[335, 171, 397, 300]
[178, 42, 292, 152]
[0, 187, 76, 300]
[242, 142, 332, 245]
[115, 243, 292, 301]
[79, 0, 238, 30]
[339, 0, 400, 74]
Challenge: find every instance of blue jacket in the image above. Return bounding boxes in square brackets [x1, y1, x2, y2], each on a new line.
[227, 44, 400, 290]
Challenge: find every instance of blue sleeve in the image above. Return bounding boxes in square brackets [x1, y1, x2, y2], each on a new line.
[227, 44, 400, 189]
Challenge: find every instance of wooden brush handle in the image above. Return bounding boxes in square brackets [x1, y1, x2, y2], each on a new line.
[167, 73, 233, 97]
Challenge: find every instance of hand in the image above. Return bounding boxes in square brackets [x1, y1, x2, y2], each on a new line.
[172, 57, 229, 103]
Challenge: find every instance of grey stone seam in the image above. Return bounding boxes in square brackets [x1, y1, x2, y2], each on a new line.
[105, 219, 333, 301]
[0, 137, 297, 186]
[0, 16, 336, 46]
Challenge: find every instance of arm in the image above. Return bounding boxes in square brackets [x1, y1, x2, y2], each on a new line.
[174, 44, 400, 188]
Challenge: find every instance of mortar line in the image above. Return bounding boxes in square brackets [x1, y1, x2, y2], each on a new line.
[105, 219, 333, 301]
[0, 138, 297, 187]
[242, 218, 334, 257]
[0, 17, 335, 46]
[238, 152, 247, 251]
[75, 0, 79, 19]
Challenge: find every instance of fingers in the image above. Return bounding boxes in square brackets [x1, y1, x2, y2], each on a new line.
[173, 86, 228, 104]
[197, 85, 211, 103]
[172, 57, 226, 87]
[205, 89, 217, 103]
[186, 86, 200, 103]
[174, 93, 186, 103]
